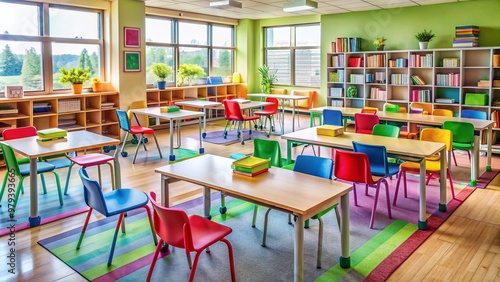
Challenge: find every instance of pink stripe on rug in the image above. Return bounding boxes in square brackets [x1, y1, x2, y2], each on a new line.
[0, 206, 89, 237]
[364, 186, 475, 282]
[93, 247, 171, 282]
[474, 169, 499, 188]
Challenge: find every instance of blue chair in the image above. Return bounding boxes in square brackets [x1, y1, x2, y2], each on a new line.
[77, 168, 158, 266]
[352, 141, 400, 179]
[260, 155, 339, 269]
[323, 109, 343, 126]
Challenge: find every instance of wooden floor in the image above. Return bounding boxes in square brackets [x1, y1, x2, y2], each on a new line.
[1, 113, 499, 281]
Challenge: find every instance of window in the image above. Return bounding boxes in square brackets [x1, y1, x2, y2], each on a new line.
[145, 17, 235, 86]
[264, 24, 320, 87]
[0, 1, 103, 94]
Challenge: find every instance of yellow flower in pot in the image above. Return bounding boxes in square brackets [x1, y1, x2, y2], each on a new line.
[373, 37, 386, 51]
[59, 67, 91, 94]
[91, 77, 103, 92]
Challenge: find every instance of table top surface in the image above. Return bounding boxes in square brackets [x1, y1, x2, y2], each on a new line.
[310, 106, 494, 129]
[248, 93, 310, 100]
[132, 107, 205, 119]
[155, 154, 352, 217]
[282, 127, 445, 159]
[174, 100, 222, 108]
[2, 130, 119, 158]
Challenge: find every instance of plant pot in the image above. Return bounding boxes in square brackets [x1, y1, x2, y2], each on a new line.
[71, 83, 83, 94]
[377, 45, 384, 51]
[419, 42, 429, 50]
[92, 82, 103, 92]
[157, 81, 166, 89]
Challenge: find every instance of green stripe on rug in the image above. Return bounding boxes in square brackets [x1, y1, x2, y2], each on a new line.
[316, 220, 418, 281]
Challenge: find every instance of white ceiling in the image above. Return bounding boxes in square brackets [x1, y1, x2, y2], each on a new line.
[144, 0, 471, 20]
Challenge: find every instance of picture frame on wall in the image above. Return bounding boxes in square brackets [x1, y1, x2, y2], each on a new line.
[124, 51, 141, 72]
[124, 27, 140, 48]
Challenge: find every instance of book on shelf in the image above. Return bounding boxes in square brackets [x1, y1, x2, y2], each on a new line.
[347, 56, 364, 67]
[331, 42, 336, 53]
[410, 75, 426, 85]
[410, 89, 431, 102]
[233, 168, 269, 177]
[442, 58, 460, 67]
[335, 37, 362, 52]
[409, 53, 433, 67]
[330, 54, 345, 67]
[329, 87, 343, 97]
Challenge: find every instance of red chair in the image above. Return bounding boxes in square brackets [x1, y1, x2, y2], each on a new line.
[354, 113, 380, 134]
[223, 99, 260, 145]
[253, 97, 279, 137]
[334, 149, 392, 229]
[147, 192, 236, 282]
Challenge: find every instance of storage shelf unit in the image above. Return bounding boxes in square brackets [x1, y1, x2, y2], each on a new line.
[326, 46, 500, 151]
[0, 92, 120, 139]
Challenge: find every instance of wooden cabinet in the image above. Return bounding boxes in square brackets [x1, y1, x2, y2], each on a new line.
[0, 91, 120, 139]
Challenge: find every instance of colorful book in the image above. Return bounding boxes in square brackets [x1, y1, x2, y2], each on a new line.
[233, 168, 269, 177]
[232, 156, 270, 169]
[234, 162, 270, 174]
[160, 106, 180, 112]
[37, 128, 67, 139]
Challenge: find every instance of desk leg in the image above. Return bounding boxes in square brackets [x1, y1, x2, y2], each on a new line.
[486, 125, 493, 172]
[440, 148, 447, 212]
[203, 186, 211, 220]
[169, 119, 175, 161]
[160, 175, 170, 207]
[470, 135, 480, 186]
[340, 193, 351, 268]
[294, 214, 304, 282]
[418, 158, 427, 230]
[281, 101, 285, 135]
[28, 158, 40, 227]
[287, 140, 293, 165]
[199, 117, 204, 154]
[202, 108, 208, 138]
[292, 101, 296, 132]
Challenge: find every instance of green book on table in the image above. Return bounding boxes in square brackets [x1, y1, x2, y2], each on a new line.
[37, 128, 67, 139]
[233, 162, 270, 174]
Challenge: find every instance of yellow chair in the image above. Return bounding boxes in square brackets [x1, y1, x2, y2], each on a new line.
[410, 102, 432, 115]
[362, 106, 378, 114]
[393, 128, 456, 206]
[271, 88, 287, 95]
[432, 109, 454, 117]
[290, 90, 316, 127]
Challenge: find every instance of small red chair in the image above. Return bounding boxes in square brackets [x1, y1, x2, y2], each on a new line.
[223, 99, 260, 145]
[354, 113, 380, 134]
[147, 192, 236, 282]
[334, 149, 392, 229]
[253, 97, 279, 136]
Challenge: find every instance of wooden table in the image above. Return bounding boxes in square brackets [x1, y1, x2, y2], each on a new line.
[248, 93, 310, 134]
[155, 154, 353, 282]
[310, 106, 495, 186]
[131, 107, 205, 161]
[282, 128, 447, 231]
[174, 100, 222, 138]
[2, 130, 120, 227]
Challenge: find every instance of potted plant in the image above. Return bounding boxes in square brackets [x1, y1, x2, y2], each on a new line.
[257, 64, 277, 94]
[59, 67, 91, 94]
[373, 37, 386, 51]
[415, 29, 435, 50]
[91, 77, 103, 92]
[177, 64, 206, 86]
[150, 63, 173, 89]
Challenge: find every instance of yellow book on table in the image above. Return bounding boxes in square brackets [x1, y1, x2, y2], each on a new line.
[316, 125, 344, 137]
[232, 156, 270, 169]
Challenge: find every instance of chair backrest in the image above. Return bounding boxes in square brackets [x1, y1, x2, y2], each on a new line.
[149, 191, 192, 250]
[461, 109, 487, 120]
[128, 100, 148, 124]
[432, 109, 454, 117]
[223, 99, 244, 120]
[0, 142, 21, 175]
[383, 103, 399, 113]
[293, 155, 333, 179]
[263, 97, 279, 114]
[361, 107, 378, 114]
[352, 141, 390, 176]
[420, 128, 453, 151]
[372, 124, 400, 138]
[2, 126, 37, 140]
[78, 168, 109, 215]
[443, 121, 475, 144]
[334, 150, 374, 184]
[291, 90, 315, 108]
[323, 109, 343, 126]
[253, 138, 282, 167]
[410, 102, 432, 114]
[271, 88, 287, 94]
[116, 109, 132, 131]
[354, 113, 380, 134]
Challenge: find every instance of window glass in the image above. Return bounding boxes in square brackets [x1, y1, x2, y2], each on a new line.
[266, 27, 290, 47]
[296, 25, 320, 46]
[212, 49, 233, 76]
[49, 7, 100, 39]
[52, 43, 100, 89]
[212, 26, 233, 47]
[295, 49, 320, 86]
[146, 46, 175, 84]
[179, 47, 208, 75]
[266, 50, 291, 85]
[146, 18, 172, 43]
[0, 2, 40, 36]
[0, 41, 43, 92]
[179, 22, 207, 45]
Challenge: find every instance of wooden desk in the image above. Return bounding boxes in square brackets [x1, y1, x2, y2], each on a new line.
[281, 128, 446, 231]
[310, 106, 495, 186]
[174, 100, 222, 138]
[2, 131, 120, 227]
[248, 93, 310, 133]
[131, 108, 205, 161]
[155, 154, 353, 282]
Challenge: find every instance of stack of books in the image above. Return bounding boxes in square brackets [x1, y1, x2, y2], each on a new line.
[453, 25, 479, 48]
[37, 128, 67, 142]
[160, 106, 180, 113]
[232, 156, 270, 177]
[333, 37, 362, 53]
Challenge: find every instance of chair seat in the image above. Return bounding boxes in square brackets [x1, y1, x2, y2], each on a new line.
[19, 162, 56, 176]
[189, 214, 232, 251]
[453, 142, 473, 150]
[130, 126, 154, 135]
[104, 189, 149, 216]
[400, 160, 442, 173]
[242, 115, 259, 121]
[71, 153, 114, 167]
[253, 110, 275, 116]
[371, 162, 400, 177]
[45, 158, 72, 169]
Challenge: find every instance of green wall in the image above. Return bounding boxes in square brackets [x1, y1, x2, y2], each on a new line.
[241, 0, 500, 106]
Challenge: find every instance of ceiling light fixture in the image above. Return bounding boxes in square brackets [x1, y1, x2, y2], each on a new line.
[209, 0, 242, 9]
[283, 0, 318, 12]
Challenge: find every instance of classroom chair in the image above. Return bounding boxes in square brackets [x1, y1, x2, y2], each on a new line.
[361, 106, 378, 114]
[461, 109, 487, 120]
[222, 99, 260, 145]
[372, 124, 400, 138]
[432, 109, 454, 117]
[354, 113, 380, 134]
[253, 97, 279, 136]
[443, 120, 475, 166]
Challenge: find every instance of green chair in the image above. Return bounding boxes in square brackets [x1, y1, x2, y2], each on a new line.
[372, 124, 400, 138]
[0, 142, 63, 214]
[443, 120, 475, 166]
